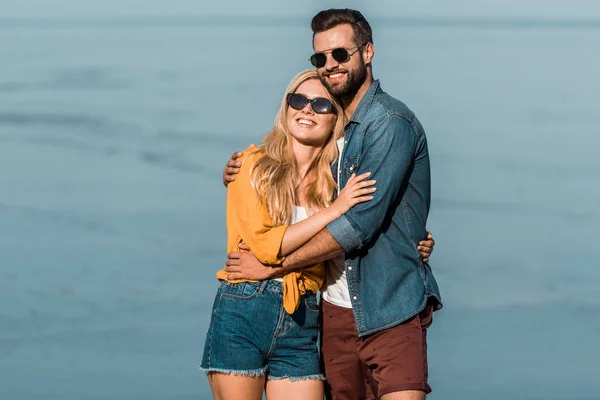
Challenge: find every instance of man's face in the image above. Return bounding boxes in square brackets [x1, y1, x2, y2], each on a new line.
[312, 24, 367, 98]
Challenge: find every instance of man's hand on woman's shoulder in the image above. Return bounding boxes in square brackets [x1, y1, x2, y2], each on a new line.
[222, 144, 256, 186]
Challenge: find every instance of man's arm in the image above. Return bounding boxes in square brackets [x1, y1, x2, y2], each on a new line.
[225, 228, 435, 281]
[281, 228, 343, 270]
[225, 228, 343, 281]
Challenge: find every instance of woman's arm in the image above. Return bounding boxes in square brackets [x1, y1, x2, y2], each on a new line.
[228, 151, 435, 261]
[279, 173, 376, 256]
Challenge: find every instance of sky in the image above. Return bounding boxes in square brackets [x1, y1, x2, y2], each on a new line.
[1, 0, 600, 19]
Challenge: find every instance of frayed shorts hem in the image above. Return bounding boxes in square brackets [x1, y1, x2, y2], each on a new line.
[199, 366, 267, 378]
[267, 373, 325, 382]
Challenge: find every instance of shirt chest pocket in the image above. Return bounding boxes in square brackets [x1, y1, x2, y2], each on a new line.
[344, 156, 361, 174]
[342, 127, 366, 177]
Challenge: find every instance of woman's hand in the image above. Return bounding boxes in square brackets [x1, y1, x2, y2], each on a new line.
[418, 232, 435, 263]
[330, 173, 376, 217]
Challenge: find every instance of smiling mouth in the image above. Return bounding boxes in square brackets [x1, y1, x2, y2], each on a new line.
[327, 72, 347, 80]
[297, 118, 316, 127]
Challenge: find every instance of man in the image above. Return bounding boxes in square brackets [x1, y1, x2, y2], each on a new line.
[223, 9, 442, 400]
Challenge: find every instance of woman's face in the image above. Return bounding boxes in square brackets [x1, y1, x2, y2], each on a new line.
[286, 79, 337, 148]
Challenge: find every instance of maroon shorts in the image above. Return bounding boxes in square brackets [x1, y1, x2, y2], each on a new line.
[320, 300, 434, 399]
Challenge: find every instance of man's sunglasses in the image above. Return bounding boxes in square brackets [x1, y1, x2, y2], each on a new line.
[286, 93, 335, 114]
[309, 45, 364, 68]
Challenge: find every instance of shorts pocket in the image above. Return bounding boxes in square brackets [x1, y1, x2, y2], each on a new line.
[304, 294, 320, 314]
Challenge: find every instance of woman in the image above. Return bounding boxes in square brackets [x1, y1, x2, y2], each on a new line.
[201, 69, 377, 400]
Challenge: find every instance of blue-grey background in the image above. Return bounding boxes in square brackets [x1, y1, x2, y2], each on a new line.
[1, 1, 599, 399]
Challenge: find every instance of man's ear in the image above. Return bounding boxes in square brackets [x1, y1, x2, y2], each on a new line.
[363, 42, 375, 65]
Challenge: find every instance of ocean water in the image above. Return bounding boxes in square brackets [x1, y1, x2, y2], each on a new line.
[1, 5, 599, 400]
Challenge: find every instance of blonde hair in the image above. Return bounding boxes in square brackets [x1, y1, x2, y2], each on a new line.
[250, 69, 345, 225]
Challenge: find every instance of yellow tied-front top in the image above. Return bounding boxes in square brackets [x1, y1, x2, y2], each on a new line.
[216, 149, 325, 314]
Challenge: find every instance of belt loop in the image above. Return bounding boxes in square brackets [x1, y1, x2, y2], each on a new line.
[257, 280, 269, 294]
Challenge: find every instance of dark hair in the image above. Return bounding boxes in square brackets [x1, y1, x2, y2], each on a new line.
[311, 9, 373, 46]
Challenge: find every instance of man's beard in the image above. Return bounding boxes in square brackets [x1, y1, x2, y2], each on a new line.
[321, 60, 367, 99]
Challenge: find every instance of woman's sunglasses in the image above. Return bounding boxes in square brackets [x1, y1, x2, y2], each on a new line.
[309, 45, 364, 68]
[287, 93, 335, 114]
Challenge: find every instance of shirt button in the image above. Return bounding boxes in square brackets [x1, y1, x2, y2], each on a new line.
[347, 266, 353, 271]
[353, 296, 358, 301]
[349, 166, 354, 171]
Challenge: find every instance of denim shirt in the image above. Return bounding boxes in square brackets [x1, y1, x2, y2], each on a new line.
[327, 80, 442, 337]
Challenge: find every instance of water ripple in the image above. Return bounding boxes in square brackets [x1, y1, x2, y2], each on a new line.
[139, 151, 208, 174]
[0, 112, 120, 135]
[434, 197, 600, 221]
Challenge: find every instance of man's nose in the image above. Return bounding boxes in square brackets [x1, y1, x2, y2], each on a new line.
[324, 53, 339, 71]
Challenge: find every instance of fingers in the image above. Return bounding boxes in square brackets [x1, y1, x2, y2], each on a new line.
[226, 258, 240, 267]
[224, 154, 243, 186]
[346, 172, 357, 185]
[418, 245, 433, 262]
[352, 172, 371, 183]
[227, 159, 242, 168]
[353, 188, 377, 199]
[224, 264, 241, 273]
[230, 151, 243, 161]
[348, 186, 376, 201]
[418, 240, 434, 248]
[344, 175, 375, 197]
[238, 242, 250, 251]
[226, 166, 240, 175]
[225, 252, 243, 279]
[354, 195, 375, 204]
[352, 179, 376, 190]
[223, 162, 241, 185]
[418, 231, 434, 260]
[344, 176, 376, 194]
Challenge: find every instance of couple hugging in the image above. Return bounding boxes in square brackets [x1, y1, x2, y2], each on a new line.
[201, 8, 442, 400]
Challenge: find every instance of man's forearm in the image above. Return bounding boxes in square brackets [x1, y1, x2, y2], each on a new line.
[272, 228, 343, 275]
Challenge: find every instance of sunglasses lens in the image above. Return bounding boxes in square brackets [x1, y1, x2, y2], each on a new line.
[312, 98, 333, 114]
[331, 48, 350, 63]
[287, 93, 308, 110]
[310, 53, 327, 68]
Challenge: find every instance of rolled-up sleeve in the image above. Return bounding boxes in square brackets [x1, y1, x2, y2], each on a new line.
[327, 214, 363, 252]
[327, 115, 417, 252]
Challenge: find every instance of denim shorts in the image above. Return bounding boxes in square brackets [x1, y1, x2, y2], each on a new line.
[200, 280, 324, 381]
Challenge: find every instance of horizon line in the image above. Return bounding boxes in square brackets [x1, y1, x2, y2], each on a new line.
[1, 15, 600, 30]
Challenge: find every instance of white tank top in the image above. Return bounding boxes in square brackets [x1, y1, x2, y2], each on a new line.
[321, 136, 352, 308]
[276, 189, 353, 309]
[273, 206, 308, 282]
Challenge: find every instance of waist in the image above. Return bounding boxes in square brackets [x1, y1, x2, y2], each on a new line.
[219, 279, 285, 294]
[216, 263, 326, 288]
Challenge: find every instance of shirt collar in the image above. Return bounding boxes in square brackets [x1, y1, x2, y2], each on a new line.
[348, 80, 381, 125]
